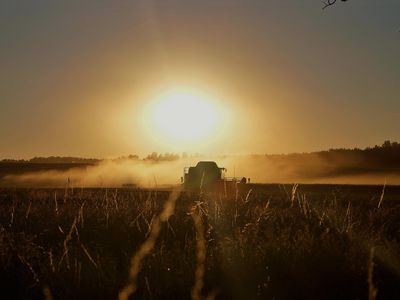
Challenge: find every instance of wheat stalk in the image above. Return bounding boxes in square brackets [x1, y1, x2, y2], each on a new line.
[377, 180, 386, 209]
[191, 209, 206, 300]
[368, 248, 378, 300]
[118, 189, 180, 300]
[42, 286, 53, 300]
[290, 184, 298, 207]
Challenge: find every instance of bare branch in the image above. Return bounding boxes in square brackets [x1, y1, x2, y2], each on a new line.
[322, 0, 337, 10]
[322, 0, 348, 10]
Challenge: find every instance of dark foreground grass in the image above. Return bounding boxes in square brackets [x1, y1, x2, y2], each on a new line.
[0, 184, 399, 299]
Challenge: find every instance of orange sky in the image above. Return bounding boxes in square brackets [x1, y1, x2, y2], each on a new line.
[0, 1, 399, 159]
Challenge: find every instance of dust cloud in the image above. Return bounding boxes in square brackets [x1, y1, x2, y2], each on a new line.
[1, 155, 399, 188]
[1, 159, 186, 188]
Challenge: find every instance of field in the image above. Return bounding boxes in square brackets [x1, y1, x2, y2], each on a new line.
[1, 184, 399, 299]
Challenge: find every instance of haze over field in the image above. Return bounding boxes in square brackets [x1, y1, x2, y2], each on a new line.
[2, 160, 398, 188]
[2, 143, 400, 187]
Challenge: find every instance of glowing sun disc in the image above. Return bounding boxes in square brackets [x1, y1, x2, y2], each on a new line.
[148, 89, 221, 143]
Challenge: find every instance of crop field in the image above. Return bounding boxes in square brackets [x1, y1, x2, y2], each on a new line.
[0, 184, 399, 300]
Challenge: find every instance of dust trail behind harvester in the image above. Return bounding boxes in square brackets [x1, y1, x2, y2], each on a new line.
[1, 155, 399, 188]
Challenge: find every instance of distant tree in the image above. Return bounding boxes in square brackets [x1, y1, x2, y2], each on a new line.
[382, 140, 392, 147]
[144, 152, 179, 162]
[381, 140, 400, 148]
[0, 159, 27, 163]
[27, 156, 99, 164]
[146, 152, 158, 161]
[162, 153, 179, 161]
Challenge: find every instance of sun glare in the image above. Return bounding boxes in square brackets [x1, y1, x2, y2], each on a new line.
[144, 88, 226, 147]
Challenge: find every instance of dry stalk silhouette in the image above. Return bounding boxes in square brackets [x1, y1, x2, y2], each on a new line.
[17, 253, 39, 283]
[118, 188, 181, 300]
[58, 216, 78, 270]
[1, 186, 399, 298]
[190, 201, 218, 300]
[377, 180, 386, 209]
[80, 243, 98, 269]
[290, 183, 299, 207]
[368, 248, 378, 300]
[191, 208, 206, 300]
[42, 286, 53, 300]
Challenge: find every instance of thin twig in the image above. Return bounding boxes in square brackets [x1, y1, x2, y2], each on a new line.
[322, 0, 337, 10]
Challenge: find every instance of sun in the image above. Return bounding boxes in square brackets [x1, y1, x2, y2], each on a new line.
[152, 90, 217, 139]
[144, 88, 226, 147]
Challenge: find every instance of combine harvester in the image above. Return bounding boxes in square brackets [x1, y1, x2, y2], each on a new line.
[181, 161, 250, 193]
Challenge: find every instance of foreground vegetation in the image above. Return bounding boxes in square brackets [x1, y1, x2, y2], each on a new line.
[0, 185, 399, 299]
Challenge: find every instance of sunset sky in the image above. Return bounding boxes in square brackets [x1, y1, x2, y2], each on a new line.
[1, 0, 399, 159]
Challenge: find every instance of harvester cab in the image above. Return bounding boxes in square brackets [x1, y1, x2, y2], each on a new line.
[181, 161, 249, 192]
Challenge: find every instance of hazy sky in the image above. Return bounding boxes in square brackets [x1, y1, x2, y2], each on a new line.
[1, 0, 399, 159]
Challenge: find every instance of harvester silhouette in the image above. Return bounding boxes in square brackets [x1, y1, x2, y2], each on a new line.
[181, 161, 249, 192]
